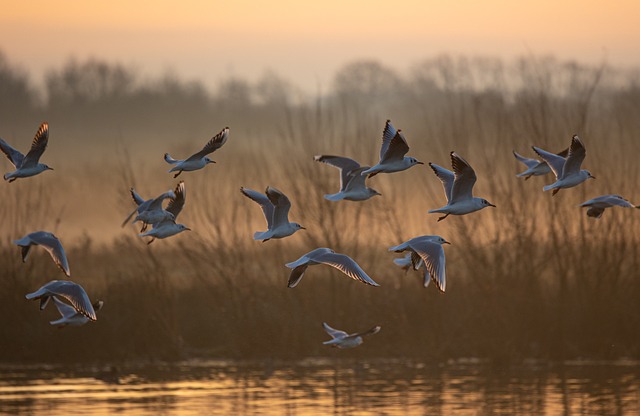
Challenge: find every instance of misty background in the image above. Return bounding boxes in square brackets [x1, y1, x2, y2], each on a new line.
[0, 49, 639, 363]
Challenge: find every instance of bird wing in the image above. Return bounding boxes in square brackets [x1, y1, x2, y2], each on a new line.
[52, 296, 79, 319]
[586, 207, 605, 218]
[343, 166, 370, 192]
[322, 322, 349, 339]
[21, 122, 49, 168]
[428, 163, 455, 203]
[561, 135, 586, 178]
[352, 325, 381, 338]
[146, 190, 175, 211]
[449, 152, 477, 203]
[512, 151, 540, 169]
[409, 240, 446, 292]
[378, 119, 398, 161]
[29, 232, 70, 277]
[165, 181, 186, 220]
[314, 155, 361, 191]
[187, 127, 229, 161]
[0, 138, 25, 168]
[310, 251, 380, 286]
[266, 186, 292, 228]
[532, 146, 566, 179]
[380, 130, 410, 163]
[130, 188, 147, 206]
[241, 187, 274, 229]
[34, 280, 97, 321]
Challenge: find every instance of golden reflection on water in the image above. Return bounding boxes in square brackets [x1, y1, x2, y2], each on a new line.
[0, 359, 638, 415]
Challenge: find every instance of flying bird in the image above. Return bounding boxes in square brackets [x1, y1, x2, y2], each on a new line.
[313, 155, 381, 201]
[0, 122, 53, 182]
[132, 189, 176, 230]
[322, 322, 381, 349]
[579, 194, 639, 219]
[14, 231, 70, 277]
[532, 135, 595, 195]
[389, 235, 450, 292]
[513, 147, 569, 180]
[361, 119, 423, 177]
[49, 296, 104, 328]
[285, 248, 379, 288]
[240, 186, 305, 242]
[139, 181, 190, 243]
[121, 188, 154, 230]
[26, 280, 97, 321]
[164, 126, 229, 178]
[428, 152, 496, 221]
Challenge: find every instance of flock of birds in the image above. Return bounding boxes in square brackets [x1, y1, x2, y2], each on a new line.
[1, 119, 638, 349]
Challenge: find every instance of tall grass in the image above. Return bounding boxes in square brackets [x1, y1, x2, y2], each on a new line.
[0, 54, 639, 363]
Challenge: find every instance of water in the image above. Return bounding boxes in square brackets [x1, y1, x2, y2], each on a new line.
[0, 358, 638, 415]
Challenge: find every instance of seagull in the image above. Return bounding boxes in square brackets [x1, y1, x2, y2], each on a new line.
[26, 280, 97, 321]
[49, 296, 104, 328]
[121, 188, 154, 230]
[164, 126, 229, 178]
[132, 189, 176, 230]
[394, 253, 432, 287]
[579, 194, 639, 219]
[428, 152, 496, 221]
[240, 186, 305, 242]
[139, 181, 190, 244]
[285, 248, 380, 288]
[313, 155, 381, 201]
[0, 122, 53, 182]
[361, 119, 423, 177]
[322, 322, 381, 349]
[14, 231, 70, 277]
[533, 135, 595, 195]
[389, 235, 450, 292]
[513, 147, 569, 180]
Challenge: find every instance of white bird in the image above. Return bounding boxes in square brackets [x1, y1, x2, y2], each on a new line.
[314, 155, 381, 201]
[121, 188, 154, 230]
[322, 322, 381, 349]
[394, 253, 432, 287]
[49, 296, 104, 328]
[579, 194, 639, 219]
[513, 147, 569, 180]
[139, 181, 190, 244]
[26, 280, 97, 321]
[361, 120, 423, 177]
[164, 127, 229, 178]
[0, 122, 53, 182]
[285, 247, 380, 288]
[14, 231, 70, 277]
[428, 152, 496, 221]
[533, 135, 595, 195]
[240, 186, 305, 242]
[389, 235, 450, 292]
[133, 189, 176, 230]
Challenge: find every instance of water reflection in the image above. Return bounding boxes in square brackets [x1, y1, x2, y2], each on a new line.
[0, 359, 638, 415]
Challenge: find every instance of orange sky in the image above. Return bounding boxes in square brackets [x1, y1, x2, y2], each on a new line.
[1, 0, 639, 92]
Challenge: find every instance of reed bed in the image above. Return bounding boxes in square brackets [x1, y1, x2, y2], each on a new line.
[0, 54, 639, 363]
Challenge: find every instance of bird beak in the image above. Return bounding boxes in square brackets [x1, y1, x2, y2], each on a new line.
[48, 167, 54, 171]
[300, 226, 306, 230]
[417, 161, 424, 165]
[444, 241, 451, 245]
[591, 175, 596, 179]
[185, 227, 192, 231]
[489, 203, 497, 208]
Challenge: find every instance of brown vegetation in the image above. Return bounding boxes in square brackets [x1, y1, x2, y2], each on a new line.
[0, 52, 639, 363]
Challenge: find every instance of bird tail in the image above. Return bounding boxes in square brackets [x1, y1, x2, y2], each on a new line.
[164, 153, 178, 164]
[324, 193, 344, 201]
[542, 183, 557, 192]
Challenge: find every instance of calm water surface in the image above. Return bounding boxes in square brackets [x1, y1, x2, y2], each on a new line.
[0, 358, 638, 415]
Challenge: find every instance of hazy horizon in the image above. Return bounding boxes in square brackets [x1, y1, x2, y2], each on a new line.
[2, 1, 640, 94]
